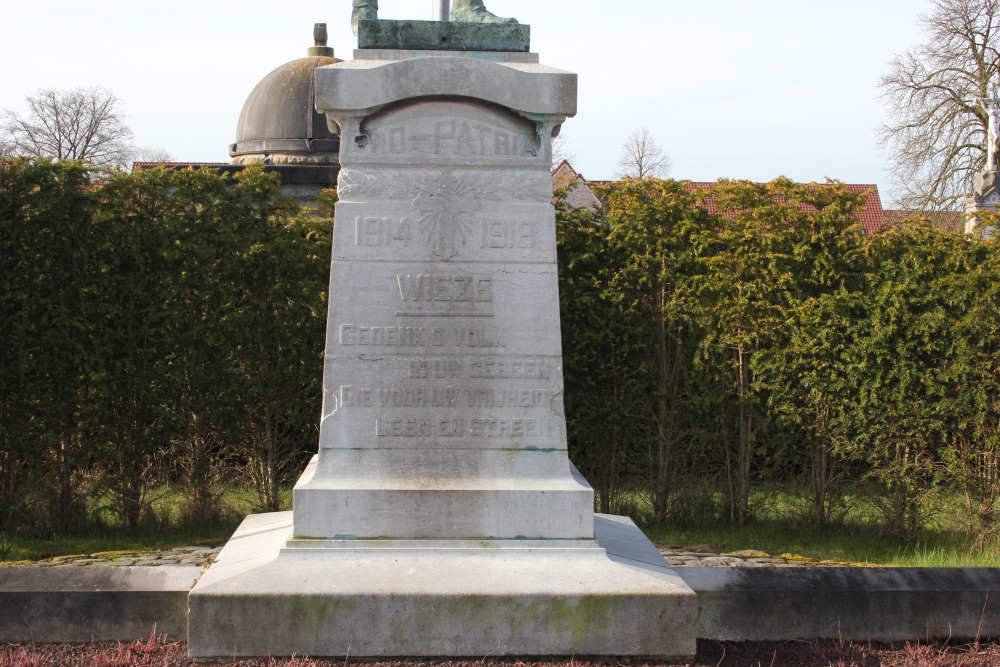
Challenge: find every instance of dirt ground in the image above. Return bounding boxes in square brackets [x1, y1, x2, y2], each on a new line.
[2, 638, 1000, 667]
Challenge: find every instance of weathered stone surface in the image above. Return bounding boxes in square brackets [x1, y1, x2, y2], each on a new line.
[190, 49, 696, 660]
[298, 57, 580, 543]
[0, 566, 199, 642]
[315, 57, 577, 120]
[292, 455, 595, 540]
[188, 513, 698, 660]
[357, 19, 530, 52]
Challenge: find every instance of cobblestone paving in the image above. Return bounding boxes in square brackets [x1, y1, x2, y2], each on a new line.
[2, 543, 876, 568]
[0, 545, 224, 569]
[657, 545, 877, 567]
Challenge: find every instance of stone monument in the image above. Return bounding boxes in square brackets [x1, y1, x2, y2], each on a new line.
[187, 10, 697, 661]
[965, 88, 1000, 237]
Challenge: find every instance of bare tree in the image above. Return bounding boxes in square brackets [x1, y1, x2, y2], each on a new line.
[878, 0, 1000, 210]
[617, 126, 670, 179]
[551, 130, 577, 169]
[2, 86, 136, 168]
[127, 145, 174, 170]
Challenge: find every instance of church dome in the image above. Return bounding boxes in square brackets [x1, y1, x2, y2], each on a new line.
[230, 25, 343, 165]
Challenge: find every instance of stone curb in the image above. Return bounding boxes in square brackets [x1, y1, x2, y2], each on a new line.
[678, 566, 1000, 642]
[1, 551, 997, 645]
[0, 565, 202, 642]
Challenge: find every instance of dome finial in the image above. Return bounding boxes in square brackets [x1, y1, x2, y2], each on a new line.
[309, 23, 335, 57]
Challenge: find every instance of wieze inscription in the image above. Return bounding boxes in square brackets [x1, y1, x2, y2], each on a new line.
[374, 417, 553, 438]
[340, 325, 504, 348]
[408, 357, 552, 379]
[397, 275, 493, 302]
[355, 217, 538, 250]
[367, 120, 540, 158]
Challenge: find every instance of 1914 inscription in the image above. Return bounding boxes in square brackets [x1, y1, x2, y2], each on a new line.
[355, 217, 537, 250]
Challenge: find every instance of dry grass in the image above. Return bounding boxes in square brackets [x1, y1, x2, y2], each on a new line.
[1, 635, 1000, 667]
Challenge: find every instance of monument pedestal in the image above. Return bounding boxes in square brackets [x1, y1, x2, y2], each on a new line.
[188, 512, 695, 660]
[189, 41, 697, 660]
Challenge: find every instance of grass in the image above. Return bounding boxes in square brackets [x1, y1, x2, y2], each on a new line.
[641, 520, 1000, 566]
[2, 637, 1000, 667]
[615, 484, 1000, 567]
[2, 527, 233, 563]
[3, 482, 999, 567]
[1, 482, 291, 563]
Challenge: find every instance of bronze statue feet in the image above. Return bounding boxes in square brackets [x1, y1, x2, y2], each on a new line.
[451, 0, 518, 24]
[351, 0, 378, 36]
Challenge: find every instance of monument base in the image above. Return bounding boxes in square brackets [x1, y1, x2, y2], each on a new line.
[187, 513, 697, 660]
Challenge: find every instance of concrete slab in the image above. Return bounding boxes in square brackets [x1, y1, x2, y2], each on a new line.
[0, 566, 201, 642]
[187, 512, 698, 660]
[679, 566, 1000, 642]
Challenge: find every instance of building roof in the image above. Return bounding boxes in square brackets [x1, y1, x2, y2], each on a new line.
[883, 209, 966, 234]
[230, 26, 342, 162]
[552, 160, 602, 212]
[680, 182, 886, 235]
[551, 162, 888, 235]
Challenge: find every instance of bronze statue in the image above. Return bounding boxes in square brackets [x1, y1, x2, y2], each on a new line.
[352, 0, 517, 36]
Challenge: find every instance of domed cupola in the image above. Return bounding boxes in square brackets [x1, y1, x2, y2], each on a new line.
[230, 24, 343, 165]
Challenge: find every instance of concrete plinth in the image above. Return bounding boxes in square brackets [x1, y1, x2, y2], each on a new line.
[188, 512, 696, 660]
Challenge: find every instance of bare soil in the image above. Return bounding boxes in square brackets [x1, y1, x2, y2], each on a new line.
[2, 637, 1000, 667]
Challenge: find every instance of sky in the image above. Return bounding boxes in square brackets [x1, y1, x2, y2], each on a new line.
[0, 0, 933, 207]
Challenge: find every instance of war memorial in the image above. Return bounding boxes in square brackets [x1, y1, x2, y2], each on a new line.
[2, 4, 1000, 662]
[187, 1, 698, 660]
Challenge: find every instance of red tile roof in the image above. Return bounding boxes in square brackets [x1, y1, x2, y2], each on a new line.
[883, 209, 965, 234]
[681, 182, 886, 235]
[551, 162, 888, 235]
[551, 160, 602, 212]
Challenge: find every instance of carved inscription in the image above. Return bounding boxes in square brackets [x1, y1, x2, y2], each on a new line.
[407, 358, 551, 379]
[342, 386, 460, 408]
[469, 358, 551, 379]
[408, 359, 463, 378]
[367, 120, 540, 159]
[356, 217, 414, 246]
[341, 386, 549, 409]
[340, 325, 504, 348]
[397, 275, 493, 303]
[374, 417, 553, 438]
[355, 217, 538, 252]
[482, 220, 537, 249]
